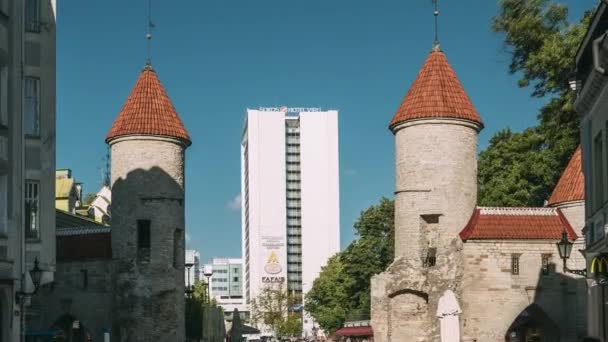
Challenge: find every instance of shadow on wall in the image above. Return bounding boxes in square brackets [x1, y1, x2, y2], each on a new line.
[111, 166, 186, 342]
[505, 263, 586, 342]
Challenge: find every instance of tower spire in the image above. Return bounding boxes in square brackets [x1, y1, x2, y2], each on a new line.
[432, 0, 440, 51]
[146, 0, 154, 66]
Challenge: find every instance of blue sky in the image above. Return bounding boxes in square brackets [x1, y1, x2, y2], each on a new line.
[56, 0, 596, 262]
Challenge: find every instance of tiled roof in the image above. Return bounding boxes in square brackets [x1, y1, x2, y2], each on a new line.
[56, 226, 111, 236]
[459, 207, 578, 241]
[106, 64, 191, 145]
[548, 146, 585, 206]
[56, 209, 106, 229]
[390, 49, 483, 129]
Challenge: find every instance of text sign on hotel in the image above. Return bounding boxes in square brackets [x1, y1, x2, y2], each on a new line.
[258, 107, 322, 113]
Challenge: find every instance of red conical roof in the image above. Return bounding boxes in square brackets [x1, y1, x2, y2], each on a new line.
[390, 49, 483, 130]
[106, 65, 191, 145]
[548, 146, 584, 206]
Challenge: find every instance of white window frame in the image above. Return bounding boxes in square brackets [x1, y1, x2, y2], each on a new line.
[25, 180, 39, 239]
[24, 77, 40, 137]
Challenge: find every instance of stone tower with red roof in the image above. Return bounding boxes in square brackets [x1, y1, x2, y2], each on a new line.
[370, 45, 587, 341]
[371, 46, 483, 341]
[106, 63, 191, 342]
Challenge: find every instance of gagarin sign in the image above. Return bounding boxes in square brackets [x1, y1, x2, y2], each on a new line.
[260, 235, 287, 285]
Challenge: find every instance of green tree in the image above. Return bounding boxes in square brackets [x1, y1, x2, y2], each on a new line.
[251, 286, 302, 339]
[304, 256, 352, 333]
[305, 197, 394, 334]
[479, 0, 592, 206]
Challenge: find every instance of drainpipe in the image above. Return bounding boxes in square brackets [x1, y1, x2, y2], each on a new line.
[592, 33, 607, 75]
[20, 0, 26, 339]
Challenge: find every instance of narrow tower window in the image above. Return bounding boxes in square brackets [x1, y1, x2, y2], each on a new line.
[541, 254, 552, 275]
[173, 228, 183, 269]
[137, 220, 151, 262]
[511, 254, 521, 275]
[80, 269, 88, 289]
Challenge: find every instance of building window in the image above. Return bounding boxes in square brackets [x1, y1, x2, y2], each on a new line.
[25, 0, 40, 33]
[233, 277, 239, 282]
[80, 269, 88, 289]
[0, 65, 7, 127]
[25, 180, 39, 239]
[605, 121, 608, 202]
[511, 254, 520, 275]
[0, 174, 6, 236]
[137, 220, 151, 261]
[594, 133, 605, 210]
[24, 77, 40, 137]
[541, 254, 551, 275]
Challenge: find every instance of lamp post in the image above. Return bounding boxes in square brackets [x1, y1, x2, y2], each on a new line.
[185, 262, 194, 298]
[15, 257, 43, 304]
[185, 262, 194, 342]
[203, 265, 213, 303]
[556, 230, 587, 277]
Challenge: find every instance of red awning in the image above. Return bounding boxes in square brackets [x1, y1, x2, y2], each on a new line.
[334, 326, 373, 337]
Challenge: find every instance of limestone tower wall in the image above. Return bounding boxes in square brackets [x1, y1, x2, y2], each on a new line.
[110, 135, 187, 342]
[393, 119, 479, 260]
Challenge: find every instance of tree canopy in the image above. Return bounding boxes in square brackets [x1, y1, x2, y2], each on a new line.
[478, 0, 591, 206]
[251, 286, 302, 339]
[305, 197, 394, 334]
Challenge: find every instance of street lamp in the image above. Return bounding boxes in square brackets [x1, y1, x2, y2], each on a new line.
[556, 230, 587, 277]
[185, 262, 194, 298]
[203, 265, 213, 302]
[15, 257, 43, 304]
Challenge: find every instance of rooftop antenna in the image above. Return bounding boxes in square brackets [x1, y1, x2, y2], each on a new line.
[146, 0, 155, 66]
[432, 0, 440, 51]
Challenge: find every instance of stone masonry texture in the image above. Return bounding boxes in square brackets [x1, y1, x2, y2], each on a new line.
[111, 136, 186, 342]
[371, 117, 587, 341]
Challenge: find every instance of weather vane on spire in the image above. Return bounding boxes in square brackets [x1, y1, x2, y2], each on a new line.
[146, 0, 155, 66]
[432, 0, 440, 50]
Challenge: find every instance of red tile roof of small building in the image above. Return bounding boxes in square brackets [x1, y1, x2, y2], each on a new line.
[548, 146, 585, 206]
[106, 64, 191, 145]
[390, 49, 483, 130]
[459, 207, 578, 241]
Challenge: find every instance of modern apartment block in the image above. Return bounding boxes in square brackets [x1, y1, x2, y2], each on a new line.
[185, 249, 201, 288]
[0, 0, 56, 340]
[207, 258, 249, 321]
[241, 107, 340, 336]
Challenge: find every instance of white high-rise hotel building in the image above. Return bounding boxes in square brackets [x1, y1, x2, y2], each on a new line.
[241, 107, 340, 336]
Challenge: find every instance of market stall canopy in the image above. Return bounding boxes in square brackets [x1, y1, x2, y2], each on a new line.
[334, 326, 373, 337]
